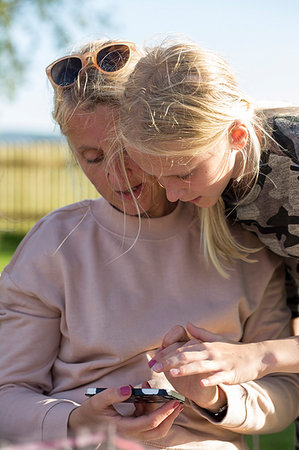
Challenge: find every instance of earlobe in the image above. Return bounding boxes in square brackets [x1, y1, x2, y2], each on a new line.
[230, 124, 248, 149]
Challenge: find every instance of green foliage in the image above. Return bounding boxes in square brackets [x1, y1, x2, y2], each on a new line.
[0, 231, 24, 270]
[0, 0, 112, 97]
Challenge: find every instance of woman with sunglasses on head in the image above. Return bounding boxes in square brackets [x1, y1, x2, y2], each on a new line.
[1, 38, 299, 450]
[119, 38, 299, 385]
[0, 39, 183, 447]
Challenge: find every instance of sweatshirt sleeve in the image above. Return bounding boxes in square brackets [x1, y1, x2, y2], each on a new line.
[0, 270, 78, 443]
[190, 262, 299, 433]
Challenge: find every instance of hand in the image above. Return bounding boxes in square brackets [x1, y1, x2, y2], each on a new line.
[153, 323, 268, 387]
[150, 324, 227, 410]
[68, 385, 183, 441]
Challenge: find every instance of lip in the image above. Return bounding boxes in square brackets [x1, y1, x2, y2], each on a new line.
[116, 183, 143, 200]
[189, 195, 202, 205]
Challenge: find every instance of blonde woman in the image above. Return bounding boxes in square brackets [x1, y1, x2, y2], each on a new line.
[119, 38, 299, 378]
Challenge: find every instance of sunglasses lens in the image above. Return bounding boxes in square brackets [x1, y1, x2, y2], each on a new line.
[51, 57, 82, 86]
[96, 45, 130, 72]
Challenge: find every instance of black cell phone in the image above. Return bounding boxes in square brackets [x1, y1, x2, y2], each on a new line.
[85, 387, 185, 403]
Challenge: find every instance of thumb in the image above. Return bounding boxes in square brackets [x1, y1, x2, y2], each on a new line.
[186, 323, 228, 343]
[94, 385, 132, 407]
[162, 324, 189, 348]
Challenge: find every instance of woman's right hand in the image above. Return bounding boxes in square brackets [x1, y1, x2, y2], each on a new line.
[68, 385, 183, 441]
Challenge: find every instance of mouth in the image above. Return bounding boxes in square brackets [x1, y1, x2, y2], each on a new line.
[189, 195, 202, 205]
[116, 183, 143, 200]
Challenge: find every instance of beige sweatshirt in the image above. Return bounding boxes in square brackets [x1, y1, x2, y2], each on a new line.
[0, 199, 298, 449]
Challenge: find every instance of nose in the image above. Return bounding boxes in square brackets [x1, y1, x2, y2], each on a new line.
[106, 152, 144, 187]
[160, 178, 187, 202]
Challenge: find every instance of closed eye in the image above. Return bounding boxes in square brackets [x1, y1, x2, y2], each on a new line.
[86, 155, 104, 164]
[177, 171, 194, 181]
[82, 149, 104, 164]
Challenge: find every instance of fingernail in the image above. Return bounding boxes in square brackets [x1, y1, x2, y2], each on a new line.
[173, 401, 180, 409]
[179, 404, 185, 412]
[170, 368, 180, 376]
[148, 359, 157, 368]
[201, 379, 209, 387]
[120, 385, 131, 396]
[152, 362, 163, 372]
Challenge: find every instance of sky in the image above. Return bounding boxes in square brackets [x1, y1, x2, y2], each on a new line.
[1, 0, 298, 136]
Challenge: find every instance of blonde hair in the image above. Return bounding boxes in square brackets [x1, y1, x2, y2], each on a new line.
[51, 39, 141, 134]
[120, 39, 264, 276]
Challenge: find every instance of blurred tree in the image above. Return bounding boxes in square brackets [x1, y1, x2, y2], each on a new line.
[0, 0, 112, 97]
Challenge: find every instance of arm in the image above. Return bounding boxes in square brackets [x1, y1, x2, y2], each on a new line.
[0, 270, 72, 443]
[151, 262, 299, 433]
[151, 324, 299, 386]
[0, 271, 182, 444]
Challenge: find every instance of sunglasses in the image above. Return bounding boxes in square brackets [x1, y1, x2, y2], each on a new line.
[46, 42, 136, 88]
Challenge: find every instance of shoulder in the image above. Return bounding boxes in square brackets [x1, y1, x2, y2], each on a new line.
[261, 107, 299, 161]
[5, 199, 99, 270]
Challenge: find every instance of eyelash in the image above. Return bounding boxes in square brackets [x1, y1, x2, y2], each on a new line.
[178, 172, 193, 181]
[86, 155, 104, 164]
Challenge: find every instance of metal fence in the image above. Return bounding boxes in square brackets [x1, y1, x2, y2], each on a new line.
[0, 140, 98, 234]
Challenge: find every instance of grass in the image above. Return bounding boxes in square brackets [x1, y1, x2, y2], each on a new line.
[246, 424, 294, 449]
[0, 232, 24, 271]
[0, 235, 296, 449]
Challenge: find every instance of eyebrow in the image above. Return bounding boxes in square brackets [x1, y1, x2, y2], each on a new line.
[75, 146, 104, 153]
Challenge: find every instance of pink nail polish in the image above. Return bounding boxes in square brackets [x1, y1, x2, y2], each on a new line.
[173, 401, 180, 409]
[148, 359, 157, 368]
[120, 385, 131, 396]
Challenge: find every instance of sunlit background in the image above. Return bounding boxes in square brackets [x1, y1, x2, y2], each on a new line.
[1, 0, 299, 137]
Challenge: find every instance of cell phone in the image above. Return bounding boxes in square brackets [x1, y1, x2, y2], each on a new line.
[85, 387, 185, 403]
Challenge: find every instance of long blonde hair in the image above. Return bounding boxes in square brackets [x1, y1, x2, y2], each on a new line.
[120, 39, 264, 276]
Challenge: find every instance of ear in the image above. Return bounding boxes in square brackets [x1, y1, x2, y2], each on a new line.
[230, 123, 248, 150]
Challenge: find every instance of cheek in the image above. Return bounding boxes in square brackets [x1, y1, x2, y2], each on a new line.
[80, 164, 106, 187]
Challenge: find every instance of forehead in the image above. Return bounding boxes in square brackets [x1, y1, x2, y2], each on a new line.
[66, 105, 118, 145]
[127, 147, 200, 177]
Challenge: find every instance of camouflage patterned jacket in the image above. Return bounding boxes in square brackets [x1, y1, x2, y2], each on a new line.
[223, 108, 299, 316]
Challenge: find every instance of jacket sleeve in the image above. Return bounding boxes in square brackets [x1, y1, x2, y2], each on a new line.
[0, 269, 79, 443]
[190, 262, 299, 434]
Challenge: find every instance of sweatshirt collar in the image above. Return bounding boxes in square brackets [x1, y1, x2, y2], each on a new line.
[90, 198, 198, 240]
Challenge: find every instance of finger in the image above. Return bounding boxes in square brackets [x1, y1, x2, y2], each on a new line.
[162, 325, 189, 348]
[134, 402, 147, 417]
[168, 359, 223, 377]
[151, 347, 211, 373]
[141, 403, 184, 440]
[187, 323, 228, 343]
[118, 400, 181, 435]
[149, 341, 186, 369]
[92, 385, 132, 409]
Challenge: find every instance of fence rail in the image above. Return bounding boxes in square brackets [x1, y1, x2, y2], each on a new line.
[0, 140, 98, 234]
